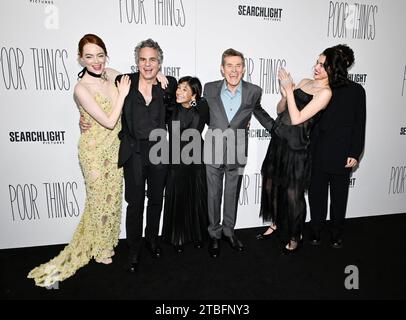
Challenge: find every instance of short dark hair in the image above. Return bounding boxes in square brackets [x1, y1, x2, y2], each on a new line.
[221, 48, 245, 68]
[178, 76, 202, 101]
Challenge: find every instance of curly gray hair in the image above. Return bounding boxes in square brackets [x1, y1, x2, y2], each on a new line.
[134, 38, 164, 65]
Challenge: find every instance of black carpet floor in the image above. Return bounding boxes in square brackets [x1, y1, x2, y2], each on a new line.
[1, 213, 406, 301]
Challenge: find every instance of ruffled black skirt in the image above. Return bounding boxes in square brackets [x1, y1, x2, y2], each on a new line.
[162, 163, 208, 246]
[259, 135, 310, 240]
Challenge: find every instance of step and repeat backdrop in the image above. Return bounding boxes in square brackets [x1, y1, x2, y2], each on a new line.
[1, 0, 405, 249]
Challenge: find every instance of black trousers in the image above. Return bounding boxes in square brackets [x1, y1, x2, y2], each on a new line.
[123, 153, 167, 260]
[308, 166, 350, 237]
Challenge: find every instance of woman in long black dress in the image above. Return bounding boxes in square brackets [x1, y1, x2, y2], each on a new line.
[162, 76, 209, 253]
[258, 47, 349, 254]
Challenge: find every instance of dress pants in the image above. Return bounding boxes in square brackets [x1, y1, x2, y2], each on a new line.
[309, 166, 350, 237]
[124, 151, 167, 261]
[206, 165, 243, 239]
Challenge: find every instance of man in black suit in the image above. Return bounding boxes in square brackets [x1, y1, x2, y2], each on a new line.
[308, 44, 366, 249]
[117, 39, 177, 272]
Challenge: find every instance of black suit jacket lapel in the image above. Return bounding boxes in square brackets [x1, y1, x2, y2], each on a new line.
[123, 72, 140, 137]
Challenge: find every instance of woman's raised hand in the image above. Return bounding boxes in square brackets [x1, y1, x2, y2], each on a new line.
[117, 75, 131, 98]
[278, 68, 295, 92]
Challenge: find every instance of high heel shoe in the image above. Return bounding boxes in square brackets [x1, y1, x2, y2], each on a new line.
[282, 237, 303, 255]
[256, 226, 277, 240]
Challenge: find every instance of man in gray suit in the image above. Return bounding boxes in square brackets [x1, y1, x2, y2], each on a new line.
[203, 48, 274, 258]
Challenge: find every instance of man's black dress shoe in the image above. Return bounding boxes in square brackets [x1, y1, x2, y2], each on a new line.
[145, 241, 162, 258]
[309, 230, 321, 246]
[208, 238, 220, 258]
[224, 235, 244, 252]
[331, 237, 343, 249]
[194, 241, 203, 249]
[174, 245, 184, 254]
[127, 261, 139, 273]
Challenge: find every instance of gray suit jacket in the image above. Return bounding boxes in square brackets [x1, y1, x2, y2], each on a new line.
[203, 80, 274, 168]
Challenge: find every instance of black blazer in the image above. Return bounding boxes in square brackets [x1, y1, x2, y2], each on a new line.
[311, 81, 366, 174]
[116, 72, 177, 167]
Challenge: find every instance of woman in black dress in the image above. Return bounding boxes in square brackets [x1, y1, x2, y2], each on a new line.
[162, 76, 209, 253]
[258, 47, 349, 254]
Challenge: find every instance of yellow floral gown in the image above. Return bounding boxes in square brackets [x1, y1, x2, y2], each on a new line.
[28, 93, 123, 287]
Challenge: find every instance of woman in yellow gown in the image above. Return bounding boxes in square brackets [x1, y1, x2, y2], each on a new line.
[28, 34, 130, 287]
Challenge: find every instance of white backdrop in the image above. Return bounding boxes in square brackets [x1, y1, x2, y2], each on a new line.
[1, 0, 405, 249]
